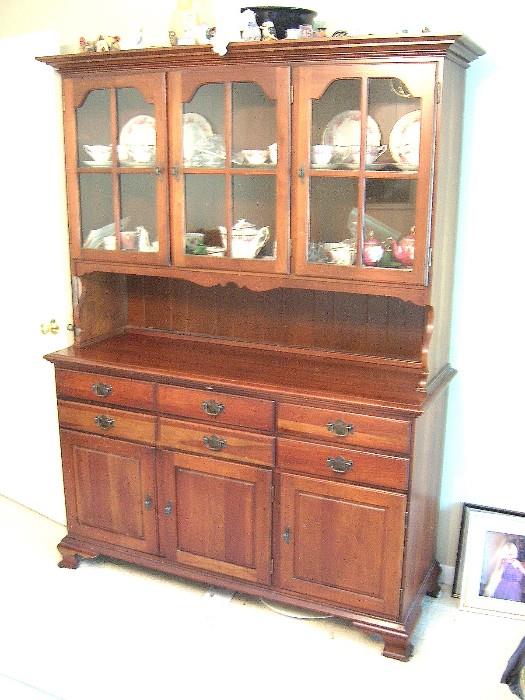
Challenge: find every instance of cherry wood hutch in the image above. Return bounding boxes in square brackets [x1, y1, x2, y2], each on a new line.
[38, 34, 483, 660]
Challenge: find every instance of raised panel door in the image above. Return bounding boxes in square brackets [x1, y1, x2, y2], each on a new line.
[277, 473, 406, 616]
[60, 429, 158, 553]
[157, 450, 272, 584]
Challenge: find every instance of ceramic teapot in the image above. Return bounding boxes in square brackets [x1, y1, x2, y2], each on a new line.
[392, 226, 415, 266]
[225, 219, 270, 259]
[362, 231, 384, 266]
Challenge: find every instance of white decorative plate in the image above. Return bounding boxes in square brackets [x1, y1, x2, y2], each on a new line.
[322, 110, 381, 147]
[119, 115, 156, 147]
[82, 160, 111, 167]
[389, 110, 421, 167]
[183, 112, 213, 161]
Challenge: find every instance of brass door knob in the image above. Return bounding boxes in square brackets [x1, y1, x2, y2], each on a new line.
[40, 319, 60, 335]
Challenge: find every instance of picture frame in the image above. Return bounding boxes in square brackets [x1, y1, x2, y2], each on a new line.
[452, 503, 525, 619]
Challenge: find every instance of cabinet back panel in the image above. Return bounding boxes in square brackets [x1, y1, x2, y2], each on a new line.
[126, 277, 425, 361]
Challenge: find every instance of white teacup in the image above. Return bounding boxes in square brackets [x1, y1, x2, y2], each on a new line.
[126, 144, 155, 164]
[312, 144, 333, 166]
[365, 144, 387, 164]
[268, 143, 277, 165]
[241, 149, 268, 166]
[83, 144, 112, 163]
[102, 235, 116, 250]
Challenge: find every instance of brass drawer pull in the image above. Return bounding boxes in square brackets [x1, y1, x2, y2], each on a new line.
[202, 399, 224, 416]
[92, 382, 112, 398]
[327, 456, 353, 474]
[94, 414, 115, 430]
[203, 434, 226, 451]
[327, 419, 354, 437]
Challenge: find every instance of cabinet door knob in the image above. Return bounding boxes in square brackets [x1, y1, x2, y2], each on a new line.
[171, 166, 181, 179]
[326, 456, 353, 474]
[202, 399, 224, 416]
[327, 419, 353, 437]
[94, 414, 115, 430]
[163, 501, 173, 516]
[92, 382, 112, 397]
[282, 527, 291, 544]
[144, 495, 153, 510]
[203, 435, 226, 451]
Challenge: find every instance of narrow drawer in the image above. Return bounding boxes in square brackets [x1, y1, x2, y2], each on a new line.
[277, 437, 409, 491]
[55, 369, 155, 411]
[277, 403, 411, 454]
[158, 385, 274, 431]
[57, 400, 156, 444]
[158, 417, 275, 467]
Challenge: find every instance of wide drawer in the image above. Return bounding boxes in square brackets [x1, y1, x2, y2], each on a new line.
[277, 403, 411, 453]
[158, 417, 274, 467]
[277, 437, 409, 490]
[55, 369, 155, 411]
[57, 400, 156, 444]
[157, 384, 274, 431]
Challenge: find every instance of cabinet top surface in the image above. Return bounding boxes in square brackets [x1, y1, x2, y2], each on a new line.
[45, 330, 449, 414]
[37, 34, 484, 75]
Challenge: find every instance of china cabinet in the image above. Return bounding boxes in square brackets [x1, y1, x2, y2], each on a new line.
[39, 33, 483, 660]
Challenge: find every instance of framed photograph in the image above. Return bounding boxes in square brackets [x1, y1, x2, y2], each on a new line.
[453, 503, 525, 619]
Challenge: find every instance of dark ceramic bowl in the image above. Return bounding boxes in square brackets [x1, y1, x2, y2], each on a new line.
[241, 6, 317, 39]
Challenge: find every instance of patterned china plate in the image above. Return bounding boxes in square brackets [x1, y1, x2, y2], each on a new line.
[322, 110, 381, 147]
[183, 113, 213, 161]
[389, 110, 421, 167]
[119, 115, 156, 147]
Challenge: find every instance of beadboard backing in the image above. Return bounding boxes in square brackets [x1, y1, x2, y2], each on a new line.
[126, 276, 426, 362]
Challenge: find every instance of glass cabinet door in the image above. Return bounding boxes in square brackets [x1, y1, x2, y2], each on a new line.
[292, 63, 436, 285]
[169, 66, 290, 272]
[63, 73, 168, 264]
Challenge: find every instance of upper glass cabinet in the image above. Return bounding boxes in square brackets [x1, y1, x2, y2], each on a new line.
[292, 63, 436, 284]
[169, 66, 290, 273]
[63, 73, 168, 264]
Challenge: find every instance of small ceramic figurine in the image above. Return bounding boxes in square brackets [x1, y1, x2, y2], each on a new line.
[240, 9, 261, 41]
[261, 21, 277, 40]
[95, 35, 110, 52]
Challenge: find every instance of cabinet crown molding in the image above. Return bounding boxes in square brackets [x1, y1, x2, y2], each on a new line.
[37, 34, 484, 76]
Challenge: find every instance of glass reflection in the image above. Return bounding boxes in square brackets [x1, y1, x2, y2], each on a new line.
[308, 178, 358, 265]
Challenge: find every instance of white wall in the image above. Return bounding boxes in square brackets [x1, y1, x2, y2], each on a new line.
[1, 1, 522, 568]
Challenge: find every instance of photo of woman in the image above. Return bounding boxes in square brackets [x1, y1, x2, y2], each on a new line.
[481, 533, 525, 603]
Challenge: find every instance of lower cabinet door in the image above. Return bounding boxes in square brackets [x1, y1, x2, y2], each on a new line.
[157, 450, 273, 584]
[277, 473, 406, 617]
[60, 429, 158, 553]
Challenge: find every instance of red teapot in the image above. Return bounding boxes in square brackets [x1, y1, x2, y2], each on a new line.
[362, 231, 384, 266]
[392, 226, 415, 266]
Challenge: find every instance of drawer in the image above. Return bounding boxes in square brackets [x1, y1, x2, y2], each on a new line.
[277, 403, 411, 454]
[55, 369, 155, 411]
[158, 417, 274, 467]
[157, 384, 274, 431]
[277, 437, 409, 490]
[57, 400, 156, 444]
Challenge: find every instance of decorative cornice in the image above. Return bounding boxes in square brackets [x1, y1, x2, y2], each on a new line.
[37, 34, 484, 76]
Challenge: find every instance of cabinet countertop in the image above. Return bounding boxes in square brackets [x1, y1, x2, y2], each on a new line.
[45, 330, 454, 415]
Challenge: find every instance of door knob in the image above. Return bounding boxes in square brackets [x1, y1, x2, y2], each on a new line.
[40, 319, 60, 335]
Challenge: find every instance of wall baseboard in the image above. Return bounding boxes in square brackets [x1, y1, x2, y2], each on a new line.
[439, 564, 455, 587]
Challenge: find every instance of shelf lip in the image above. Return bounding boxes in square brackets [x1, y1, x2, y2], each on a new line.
[44, 329, 431, 415]
[71, 261, 430, 305]
[36, 34, 485, 75]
